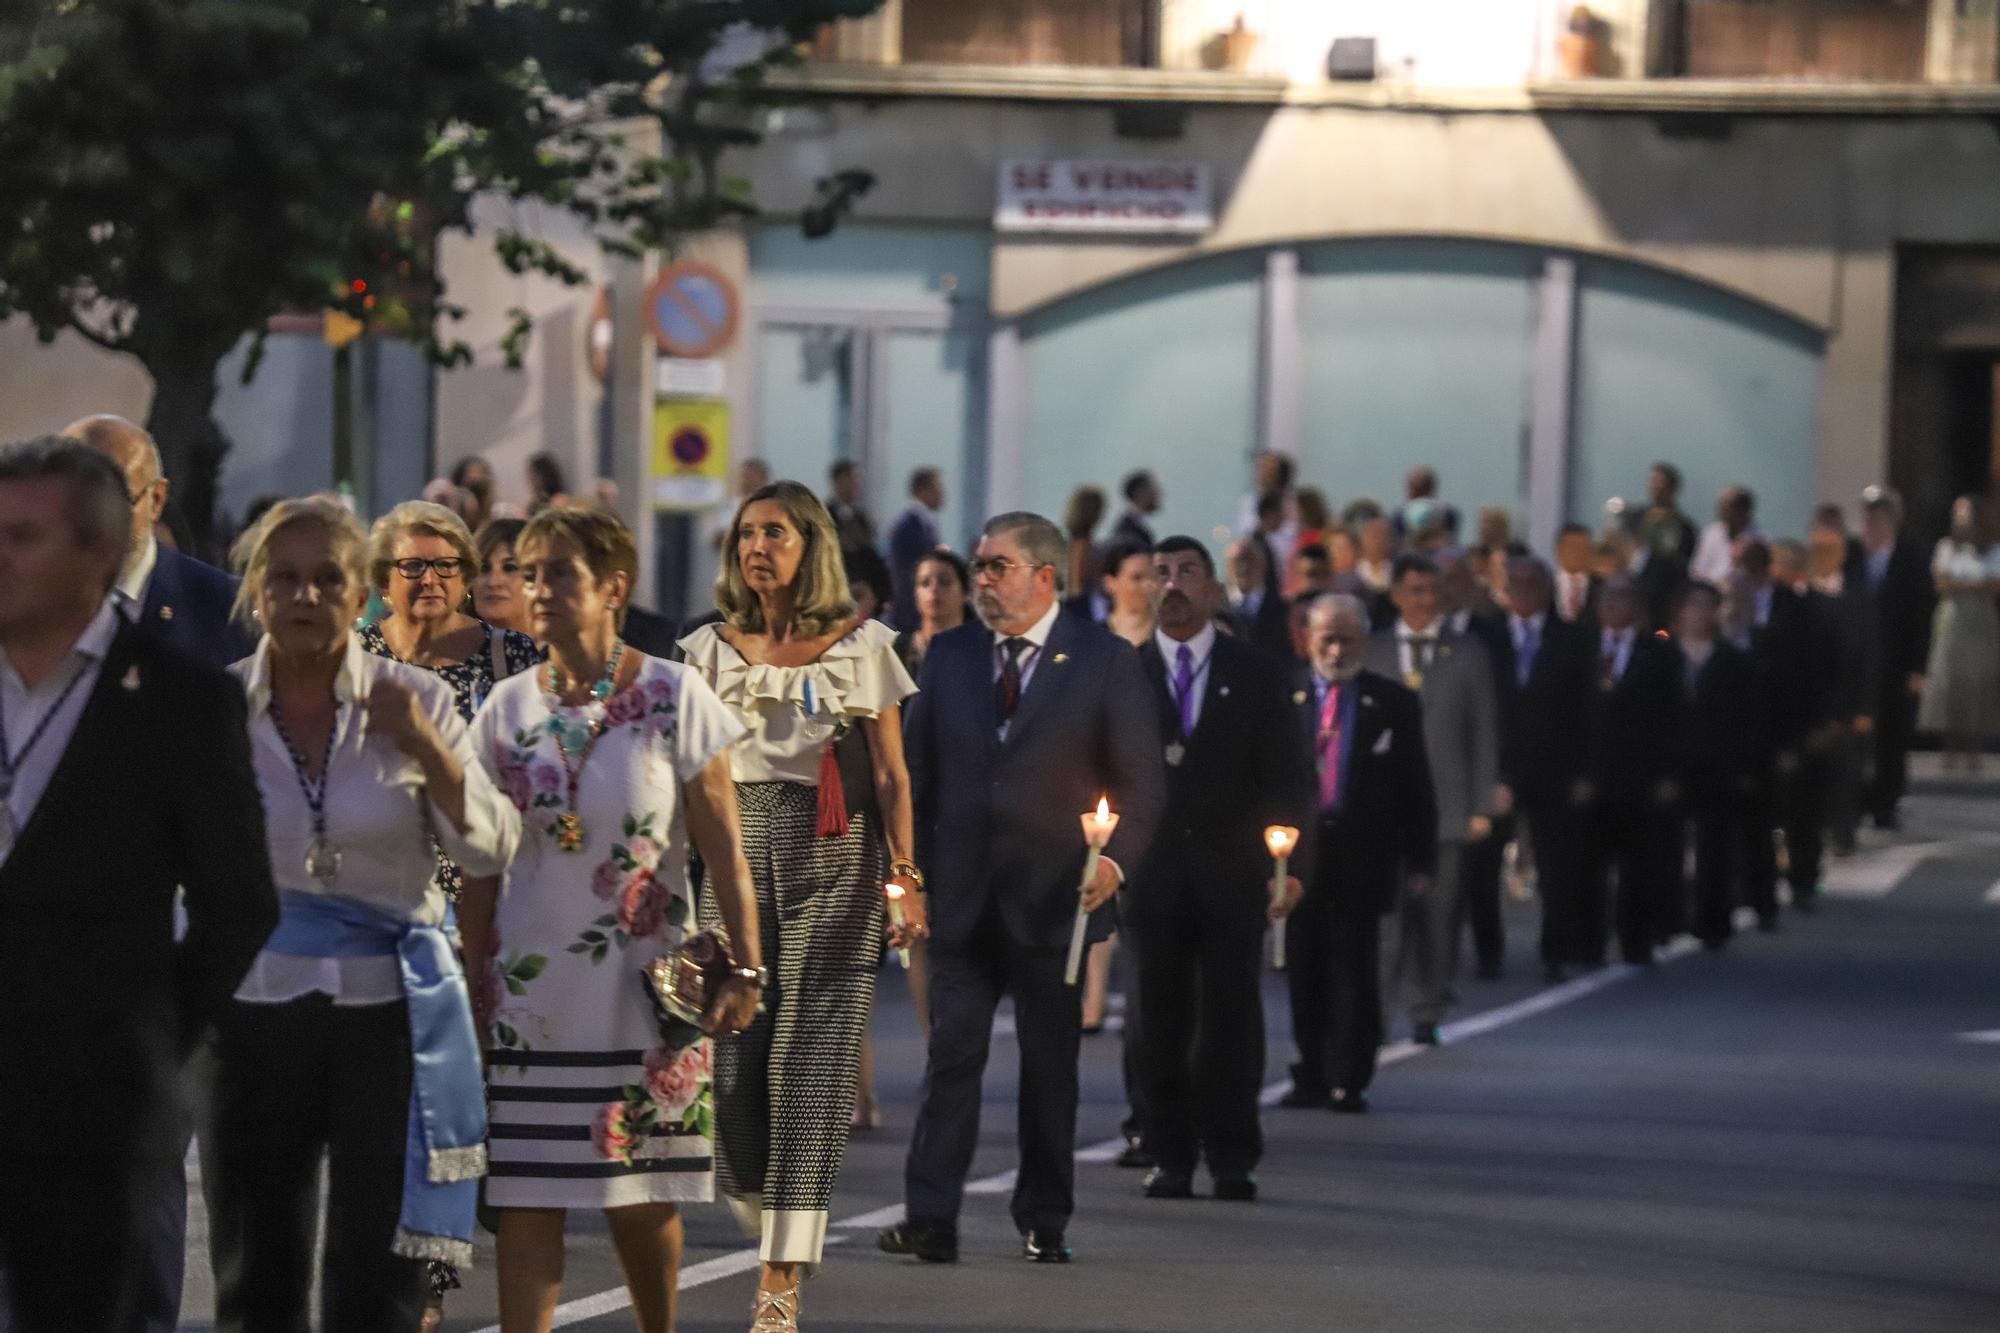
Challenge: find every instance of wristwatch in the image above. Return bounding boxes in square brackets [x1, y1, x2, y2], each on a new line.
[890, 858, 926, 890]
[730, 964, 770, 990]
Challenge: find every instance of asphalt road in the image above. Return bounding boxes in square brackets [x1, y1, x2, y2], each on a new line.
[180, 768, 2000, 1331]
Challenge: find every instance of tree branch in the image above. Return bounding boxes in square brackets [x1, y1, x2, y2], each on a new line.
[65, 312, 131, 355]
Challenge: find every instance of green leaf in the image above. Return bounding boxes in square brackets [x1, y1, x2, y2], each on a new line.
[581, 929, 606, 944]
[566, 942, 592, 954]
[594, 914, 618, 929]
[504, 977, 526, 996]
[494, 1022, 518, 1047]
[513, 954, 548, 981]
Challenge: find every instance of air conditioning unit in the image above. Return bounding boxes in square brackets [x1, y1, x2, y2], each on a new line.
[1327, 36, 1377, 81]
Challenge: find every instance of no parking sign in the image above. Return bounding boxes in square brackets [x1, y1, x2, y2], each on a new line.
[651, 399, 730, 511]
[644, 261, 740, 359]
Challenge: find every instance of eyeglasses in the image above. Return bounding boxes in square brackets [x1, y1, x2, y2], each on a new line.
[968, 558, 1049, 582]
[392, 557, 468, 581]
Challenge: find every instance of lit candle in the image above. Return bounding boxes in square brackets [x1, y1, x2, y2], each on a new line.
[884, 882, 911, 969]
[1066, 796, 1120, 986]
[1264, 825, 1300, 971]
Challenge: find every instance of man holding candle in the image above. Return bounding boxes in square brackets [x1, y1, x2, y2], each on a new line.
[1283, 594, 1437, 1113]
[881, 511, 1163, 1265]
[1127, 537, 1313, 1202]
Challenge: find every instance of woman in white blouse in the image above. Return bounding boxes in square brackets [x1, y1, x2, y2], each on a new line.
[680, 480, 923, 1332]
[1919, 494, 2000, 771]
[204, 497, 520, 1331]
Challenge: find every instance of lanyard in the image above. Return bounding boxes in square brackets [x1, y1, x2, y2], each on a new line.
[269, 697, 340, 842]
[0, 661, 94, 796]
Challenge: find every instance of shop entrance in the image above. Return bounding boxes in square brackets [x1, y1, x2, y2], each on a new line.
[1890, 246, 2000, 539]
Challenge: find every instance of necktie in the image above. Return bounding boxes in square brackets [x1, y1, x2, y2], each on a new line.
[1172, 643, 1196, 739]
[1403, 635, 1433, 689]
[1516, 621, 1539, 688]
[997, 637, 1029, 723]
[1601, 635, 1619, 688]
[1316, 683, 1343, 811]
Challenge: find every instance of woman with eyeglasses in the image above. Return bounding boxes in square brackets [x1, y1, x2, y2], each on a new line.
[358, 500, 541, 1322]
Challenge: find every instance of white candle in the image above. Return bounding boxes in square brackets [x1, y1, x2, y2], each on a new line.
[1265, 826, 1299, 972]
[1066, 797, 1119, 986]
[884, 883, 911, 969]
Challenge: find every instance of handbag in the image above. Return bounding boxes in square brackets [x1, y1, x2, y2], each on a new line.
[641, 930, 743, 1048]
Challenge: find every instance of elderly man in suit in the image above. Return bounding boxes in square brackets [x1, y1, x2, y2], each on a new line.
[61, 415, 252, 669]
[0, 438, 276, 1333]
[1365, 554, 1498, 1045]
[882, 512, 1164, 1266]
[1127, 536, 1310, 1201]
[1671, 583, 1764, 948]
[1858, 488, 1932, 830]
[1282, 594, 1437, 1113]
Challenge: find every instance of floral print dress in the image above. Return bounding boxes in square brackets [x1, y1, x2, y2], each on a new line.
[471, 655, 746, 1208]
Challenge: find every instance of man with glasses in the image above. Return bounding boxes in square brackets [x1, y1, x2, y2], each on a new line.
[62, 415, 249, 669]
[882, 511, 1163, 1266]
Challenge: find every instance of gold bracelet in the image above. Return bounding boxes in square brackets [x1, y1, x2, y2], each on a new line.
[890, 858, 925, 890]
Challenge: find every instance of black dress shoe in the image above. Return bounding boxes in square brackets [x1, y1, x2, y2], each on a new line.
[1329, 1089, 1370, 1114]
[1141, 1167, 1194, 1199]
[1412, 1023, 1440, 1046]
[877, 1219, 958, 1264]
[1114, 1135, 1153, 1169]
[1278, 1085, 1331, 1109]
[1212, 1174, 1258, 1202]
[1022, 1230, 1071, 1263]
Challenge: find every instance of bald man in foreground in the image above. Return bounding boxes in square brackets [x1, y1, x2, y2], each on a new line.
[61, 415, 250, 669]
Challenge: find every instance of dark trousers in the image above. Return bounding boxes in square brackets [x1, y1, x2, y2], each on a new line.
[1739, 774, 1780, 925]
[1461, 811, 1510, 973]
[1582, 794, 1672, 964]
[1523, 792, 1587, 968]
[1870, 682, 1918, 822]
[0, 1150, 181, 1333]
[1824, 727, 1866, 853]
[1286, 892, 1385, 1097]
[1117, 942, 1145, 1145]
[1128, 878, 1266, 1178]
[905, 907, 1083, 1236]
[1690, 793, 1743, 946]
[201, 996, 427, 1333]
[1781, 748, 1831, 903]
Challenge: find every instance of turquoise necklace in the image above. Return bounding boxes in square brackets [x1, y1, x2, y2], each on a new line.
[543, 638, 624, 851]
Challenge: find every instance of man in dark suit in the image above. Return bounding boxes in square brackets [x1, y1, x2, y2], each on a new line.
[1806, 520, 1881, 858]
[1734, 540, 1825, 926]
[883, 512, 1164, 1265]
[886, 466, 946, 631]
[1110, 470, 1160, 551]
[1553, 523, 1601, 627]
[0, 438, 277, 1333]
[827, 458, 876, 554]
[1858, 488, 1932, 830]
[1222, 538, 1292, 661]
[1637, 461, 1697, 573]
[1282, 594, 1437, 1113]
[1365, 554, 1498, 1045]
[1489, 557, 1595, 980]
[1671, 583, 1763, 948]
[1579, 574, 1685, 964]
[1127, 537, 1310, 1202]
[64, 415, 252, 669]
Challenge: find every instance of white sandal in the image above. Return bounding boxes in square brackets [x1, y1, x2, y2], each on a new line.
[752, 1284, 801, 1332]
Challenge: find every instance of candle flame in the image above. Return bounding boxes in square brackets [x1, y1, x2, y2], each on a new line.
[1265, 825, 1298, 855]
[884, 882, 904, 901]
[1094, 796, 1111, 823]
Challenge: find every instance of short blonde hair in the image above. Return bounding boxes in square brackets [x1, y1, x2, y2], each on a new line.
[368, 500, 479, 592]
[516, 505, 638, 629]
[714, 480, 854, 639]
[230, 497, 369, 627]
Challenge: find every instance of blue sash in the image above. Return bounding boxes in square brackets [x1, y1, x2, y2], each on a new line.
[265, 890, 487, 1267]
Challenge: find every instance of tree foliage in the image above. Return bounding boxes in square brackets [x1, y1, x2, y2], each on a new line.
[0, 0, 882, 540]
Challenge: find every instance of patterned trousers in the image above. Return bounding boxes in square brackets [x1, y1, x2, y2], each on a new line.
[700, 781, 884, 1267]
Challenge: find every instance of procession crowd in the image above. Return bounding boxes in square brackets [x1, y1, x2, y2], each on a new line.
[0, 414, 1987, 1333]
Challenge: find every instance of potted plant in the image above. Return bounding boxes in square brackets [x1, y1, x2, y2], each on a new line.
[1559, 4, 1604, 78]
[1203, 13, 1258, 73]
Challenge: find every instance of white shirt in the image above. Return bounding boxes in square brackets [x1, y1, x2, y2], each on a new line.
[1395, 620, 1442, 682]
[1556, 570, 1591, 621]
[1445, 608, 1472, 637]
[230, 634, 520, 1005]
[1598, 626, 1635, 682]
[996, 600, 1064, 736]
[115, 534, 159, 611]
[1692, 521, 1759, 588]
[0, 600, 121, 868]
[1155, 621, 1217, 734]
[1752, 582, 1774, 628]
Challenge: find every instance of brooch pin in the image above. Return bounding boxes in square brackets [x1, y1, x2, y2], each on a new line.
[159, 605, 174, 621]
[1053, 653, 1069, 664]
[1219, 685, 1230, 698]
[1292, 689, 1307, 705]
[121, 666, 141, 691]
[1164, 742, 1185, 767]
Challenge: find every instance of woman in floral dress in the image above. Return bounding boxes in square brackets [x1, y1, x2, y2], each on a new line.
[464, 506, 762, 1333]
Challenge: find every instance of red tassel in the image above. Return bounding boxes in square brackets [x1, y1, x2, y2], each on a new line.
[815, 741, 849, 838]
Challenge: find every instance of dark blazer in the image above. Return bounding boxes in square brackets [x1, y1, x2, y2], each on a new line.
[1486, 612, 1594, 798]
[1865, 537, 1933, 691]
[1584, 631, 1684, 802]
[1553, 572, 1602, 629]
[1749, 584, 1826, 752]
[1130, 633, 1312, 921]
[137, 547, 253, 668]
[887, 507, 941, 631]
[1674, 639, 1764, 795]
[1289, 667, 1437, 916]
[1810, 582, 1881, 725]
[905, 609, 1166, 951]
[621, 604, 683, 661]
[1109, 511, 1155, 552]
[0, 623, 277, 1161]
[1631, 554, 1686, 634]
[1222, 588, 1293, 664]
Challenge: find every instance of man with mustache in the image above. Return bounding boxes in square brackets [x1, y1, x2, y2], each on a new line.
[882, 512, 1163, 1265]
[1126, 536, 1311, 1202]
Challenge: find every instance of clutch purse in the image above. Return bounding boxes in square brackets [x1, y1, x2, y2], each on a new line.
[641, 931, 738, 1047]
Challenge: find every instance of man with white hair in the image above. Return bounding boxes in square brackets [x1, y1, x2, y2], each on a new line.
[60, 415, 249, 668]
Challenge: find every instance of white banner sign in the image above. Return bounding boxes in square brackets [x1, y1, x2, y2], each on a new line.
[997, 160, 1213, 235]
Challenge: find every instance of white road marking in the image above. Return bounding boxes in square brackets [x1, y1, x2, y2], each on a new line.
[1954, 1029, 2000, 1044]
[465, 935, 1704, 1332]
[1983, 881, 2000, 905]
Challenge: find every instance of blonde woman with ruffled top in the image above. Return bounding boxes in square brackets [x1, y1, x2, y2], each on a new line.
[679, 480, 922, 1333]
